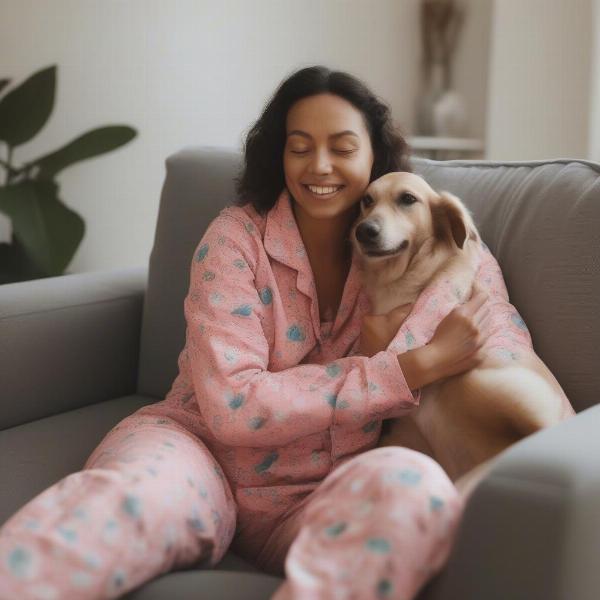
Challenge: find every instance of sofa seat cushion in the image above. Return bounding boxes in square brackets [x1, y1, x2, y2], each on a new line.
[123, 570, 282, 599]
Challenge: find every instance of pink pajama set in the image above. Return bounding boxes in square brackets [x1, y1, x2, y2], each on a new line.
[0, 189, 545, 600]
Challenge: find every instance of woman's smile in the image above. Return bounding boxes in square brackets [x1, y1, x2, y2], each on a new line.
[303, 184, 346, 198]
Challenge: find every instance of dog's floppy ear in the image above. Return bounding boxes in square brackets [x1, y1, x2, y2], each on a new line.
[431, 191, 476, 249]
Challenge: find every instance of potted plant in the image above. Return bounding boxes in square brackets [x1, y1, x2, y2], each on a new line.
[0, 65, 137, 284]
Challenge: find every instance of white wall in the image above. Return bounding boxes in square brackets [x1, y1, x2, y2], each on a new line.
[486, 0, 593, 161]
[589, 0, 600, 161]
[0, 0, 491, 274]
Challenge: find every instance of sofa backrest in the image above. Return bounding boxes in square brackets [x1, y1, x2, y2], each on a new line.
[138, 148, 600, 413]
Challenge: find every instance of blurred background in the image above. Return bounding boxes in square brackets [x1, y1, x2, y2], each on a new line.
[0, 0, 598, 277]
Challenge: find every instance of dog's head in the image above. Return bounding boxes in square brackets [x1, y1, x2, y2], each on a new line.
[351, 172, 479, 272]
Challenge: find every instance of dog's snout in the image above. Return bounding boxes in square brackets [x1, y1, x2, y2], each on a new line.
[356, 221, 381, 244]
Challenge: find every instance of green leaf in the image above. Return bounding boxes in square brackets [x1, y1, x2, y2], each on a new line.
[0, 180, 84, 276]
[0, 66, 56, 147]
[0, 239, 45, 284]
[32, 125, 137, 179]
[0, 79, 10, 96]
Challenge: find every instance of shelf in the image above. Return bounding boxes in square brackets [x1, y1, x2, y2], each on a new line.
[407, 136, 484, 151]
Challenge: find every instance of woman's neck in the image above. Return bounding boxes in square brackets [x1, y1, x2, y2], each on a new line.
[292, 203, 357, 265]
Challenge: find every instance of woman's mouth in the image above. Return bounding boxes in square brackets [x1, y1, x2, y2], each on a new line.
[303, 184, 345, 198]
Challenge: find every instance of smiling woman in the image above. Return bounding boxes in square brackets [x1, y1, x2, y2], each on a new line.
[0, 65, 493, 600]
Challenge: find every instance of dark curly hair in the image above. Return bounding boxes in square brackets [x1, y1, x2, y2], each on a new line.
[234, 65, 412, 214]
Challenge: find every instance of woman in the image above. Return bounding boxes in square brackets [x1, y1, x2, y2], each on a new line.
[0, 66, 491, 600]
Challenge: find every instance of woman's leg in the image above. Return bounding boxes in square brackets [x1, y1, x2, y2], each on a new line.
[268, 447, 464, 600]
[0, 412, 237, 600]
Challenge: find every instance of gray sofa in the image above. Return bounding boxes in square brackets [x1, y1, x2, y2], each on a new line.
[1, 147, 599, 600]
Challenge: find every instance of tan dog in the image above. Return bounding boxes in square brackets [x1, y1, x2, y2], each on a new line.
[351, 172, 573, 495]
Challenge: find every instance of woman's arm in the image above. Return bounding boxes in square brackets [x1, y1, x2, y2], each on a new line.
[185, 213, 420, 448]
[402, 287, 489, 388]
[360, 287, 490, 390]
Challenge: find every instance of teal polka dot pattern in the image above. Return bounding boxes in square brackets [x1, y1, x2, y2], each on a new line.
[255, 452, 279, 474]
[405, 331, 416, 349]
[326, 363, 341, 377]
[399, 469, 422, 485]
[7, 546, 35, 579]
[231, 304, 253, 317]
[248, 416, 266, 430]
[377, 578, 393, 598]
[110, 569, 127, 593]
[430, 496, 445, 512]
[511, 313, 529, 331]
[386, 468, 422, 486]
[122, 495, 142, 518]
[209, 292, 224, 306]
[362, 420, 378, 433]
[286, 324, 306, 342]
[325, 393, 337, 408]
[259, 287, 273, 304]
[57, 525, 78, 543]
[187, 516, 206, 531]
[195, 243, 209, 262]
[233, 259, 247, 270]
[366, 537, 391, 554]
[228, 392, 244, 410]
[202, 270, 216, 281]
[324, 522, 347, 537]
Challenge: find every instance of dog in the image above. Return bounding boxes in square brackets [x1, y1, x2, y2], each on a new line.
[351, 172, 574, 496]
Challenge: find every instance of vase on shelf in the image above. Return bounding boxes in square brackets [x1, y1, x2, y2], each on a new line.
[416, 62, 444, 136]
[416, 61, 468, 139]
[432, 89, 467, 138]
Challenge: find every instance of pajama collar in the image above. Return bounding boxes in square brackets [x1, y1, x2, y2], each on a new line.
[262, 188, 368, 338]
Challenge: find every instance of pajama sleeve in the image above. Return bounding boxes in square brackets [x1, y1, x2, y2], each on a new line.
[185, 213, 419, 448]
[475, 243, 533, 349]
[387, 241, 533, 355]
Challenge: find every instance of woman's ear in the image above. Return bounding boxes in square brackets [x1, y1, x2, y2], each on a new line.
[430, 191, 473, 249]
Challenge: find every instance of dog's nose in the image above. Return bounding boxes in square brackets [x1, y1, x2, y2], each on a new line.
[356, 221, 381, 244]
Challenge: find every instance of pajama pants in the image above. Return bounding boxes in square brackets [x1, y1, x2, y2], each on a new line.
[0, 410, 464, 600]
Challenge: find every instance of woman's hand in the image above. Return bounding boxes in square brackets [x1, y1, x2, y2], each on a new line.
[427, 285, 490, 380]
[359, 303, 414, 357]
[397, 285, 490, 391]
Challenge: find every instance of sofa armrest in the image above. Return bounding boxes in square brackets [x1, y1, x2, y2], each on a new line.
[0, 266, 147, 429]
[421, 403, 600, 600]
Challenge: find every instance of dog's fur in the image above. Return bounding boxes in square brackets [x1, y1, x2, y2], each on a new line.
[351, 172, 572, 493]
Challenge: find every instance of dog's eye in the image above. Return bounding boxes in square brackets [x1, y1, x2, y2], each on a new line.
[398, 193, 418, 206]
[362, 195, 374, 208]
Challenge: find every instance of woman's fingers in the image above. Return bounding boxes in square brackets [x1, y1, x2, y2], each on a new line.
[473, 304, 491, 328]
[465, 289, 488, 313]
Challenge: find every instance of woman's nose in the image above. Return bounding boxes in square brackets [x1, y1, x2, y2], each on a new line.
[309, 149, 333, 174]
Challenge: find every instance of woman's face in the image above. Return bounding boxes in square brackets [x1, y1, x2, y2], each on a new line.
[283, 93, 374, 223]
